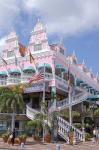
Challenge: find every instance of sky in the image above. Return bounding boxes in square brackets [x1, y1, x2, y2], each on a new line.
[0, 0, 99, 74]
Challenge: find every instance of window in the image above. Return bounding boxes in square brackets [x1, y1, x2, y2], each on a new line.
[34, 44, 42, 51]
[60, 47, 64, 55]
[7, 50, 14, 57]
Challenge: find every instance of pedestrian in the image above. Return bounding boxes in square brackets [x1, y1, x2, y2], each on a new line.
[11, 129, 16, 146]
[93, 128, 97, 143]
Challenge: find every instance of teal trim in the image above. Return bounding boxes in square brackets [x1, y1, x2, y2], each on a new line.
[0, 71, 7, 76]
[56, 64, 65, 72]
[38, 63, 52, 69]
[23, 66, 35, 71]
[9, 69, 20, 74]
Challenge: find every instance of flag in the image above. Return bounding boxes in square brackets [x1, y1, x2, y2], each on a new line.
[29, 50, 34, 63]
[28, 71, 44, 84]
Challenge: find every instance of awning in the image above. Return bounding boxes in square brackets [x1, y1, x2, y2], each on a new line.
[23, 66, 35, 72]
[0, 71, 7, 76]
[37, 63, 52, 69]
[9, 69, 21, 74]
[55, 64, 66, 72]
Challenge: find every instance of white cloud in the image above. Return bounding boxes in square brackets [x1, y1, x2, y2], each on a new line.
[24, 0, 99, 35]
[0, 0, 21, 35]
[0, 36, 6, 52]
[0, 0, 99, 40]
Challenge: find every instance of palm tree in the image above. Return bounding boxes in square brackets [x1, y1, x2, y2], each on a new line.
[35, 101, 59, 142]
[0, 85, 24, 131]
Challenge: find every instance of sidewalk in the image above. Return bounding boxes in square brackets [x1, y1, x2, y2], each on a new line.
[0, 138, 99, 150]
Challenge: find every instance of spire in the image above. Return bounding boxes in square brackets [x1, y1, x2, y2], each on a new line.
[59, 37, 63, 45]
[73, 50, 76, 56]
[89, 67, 92, 72]
[28, 19, 49, 52]
[37, 17, 40, 22]
[96, 72, 98, 77]
[33, 19, 45, 32]
[82, 59, 85, 66]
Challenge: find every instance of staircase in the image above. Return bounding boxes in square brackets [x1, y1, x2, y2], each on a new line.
[26, 104, 85, 143]
[26, 104, 40, 120]
[58, 117, 84, 143]
[57, 91, 91, 110]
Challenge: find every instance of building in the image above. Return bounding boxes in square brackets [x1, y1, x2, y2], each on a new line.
[0, 20, 99, 142]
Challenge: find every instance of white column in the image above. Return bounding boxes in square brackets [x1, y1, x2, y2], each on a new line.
[69, 88, 72, 126]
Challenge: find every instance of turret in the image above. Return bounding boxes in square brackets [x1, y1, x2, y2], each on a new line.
[3, 31, 21, 59]
[28, 19, 49, 53]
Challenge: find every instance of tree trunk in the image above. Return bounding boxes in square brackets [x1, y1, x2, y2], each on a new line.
[11, 111, 15, 132]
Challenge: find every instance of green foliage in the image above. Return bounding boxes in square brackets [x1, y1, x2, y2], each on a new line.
[84, 123, 92, 129]
[94, 108, 99, 116]
[27, 119, 42, 136]
[0, 85, 24, 113]
[72, 111, 80, 118]
[85, 132, 92, 141]
[74, 123, 81, 129]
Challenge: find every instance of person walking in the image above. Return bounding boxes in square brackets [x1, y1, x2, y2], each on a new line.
[93, 128, 97, 143]
[11, 129, 15, 146]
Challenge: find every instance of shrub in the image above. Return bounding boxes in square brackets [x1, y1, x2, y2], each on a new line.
[44, 134, 51, 143]
[18, 134, 27, 144]
[94, 108, 99, 117]
[74, 123, 82, 129]
[2, 133, 9, 143]
[85, 133, 92, 141]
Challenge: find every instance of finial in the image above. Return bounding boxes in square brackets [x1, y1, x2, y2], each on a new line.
[96, 72, 98, 77]
[90, 67, 92, 72]
[82, 59, 85, 65]
[37, 18, 40, 22]
[59, 37, 63, 45]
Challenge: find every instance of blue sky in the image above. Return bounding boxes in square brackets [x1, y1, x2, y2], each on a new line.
[0, 0, 99, 74]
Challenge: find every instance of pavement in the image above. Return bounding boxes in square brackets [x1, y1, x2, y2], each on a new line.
[0, 138, 99, 150]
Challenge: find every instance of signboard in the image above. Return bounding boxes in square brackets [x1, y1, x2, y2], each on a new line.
[24, 82, 49, 93]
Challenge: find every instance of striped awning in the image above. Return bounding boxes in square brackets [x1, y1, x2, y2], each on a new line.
[56, 64, 66, 72]
[23, 66, 35, 72]
[9, 69, 21, 74]
[0, 71, 7, 76]
[37, 63, 52, 69]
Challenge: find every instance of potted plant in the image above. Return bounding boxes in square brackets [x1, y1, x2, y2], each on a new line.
[2, 133, 9, 143]
[44, 133, 51, 143]
[27, 119, 42, 141]
[18, 134, 27, 144]
[69, 128, 74, 145]
[85, 132, 92, 141]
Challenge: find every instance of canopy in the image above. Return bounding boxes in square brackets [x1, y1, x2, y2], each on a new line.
[55, 64, 66, 72]
[37, 63, 52, 69]
[23, 66, 35, 72]
[9, 69, 21, 74]
[0, 71, 7, 76]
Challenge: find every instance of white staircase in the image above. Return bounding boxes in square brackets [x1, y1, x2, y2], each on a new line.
[58, 117, 84, 143]
[57, 91, 91, 110]
[26, 104, 40, 120]
[26, 104, 85, 143]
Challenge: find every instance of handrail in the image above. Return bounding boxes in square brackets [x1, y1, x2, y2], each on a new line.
[58, 117, 84, 142]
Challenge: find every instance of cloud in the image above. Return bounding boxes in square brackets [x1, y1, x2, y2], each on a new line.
[0, 36, 6, 52]
[0, 0, 21, 36]
[24, 0, 99, 36]
[0, 0, 99, 40]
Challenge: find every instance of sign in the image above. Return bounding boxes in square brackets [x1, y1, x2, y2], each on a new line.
[24, 82, 49, 93]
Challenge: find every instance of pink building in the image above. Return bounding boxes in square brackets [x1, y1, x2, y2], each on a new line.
[0, 20, 99, 142]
